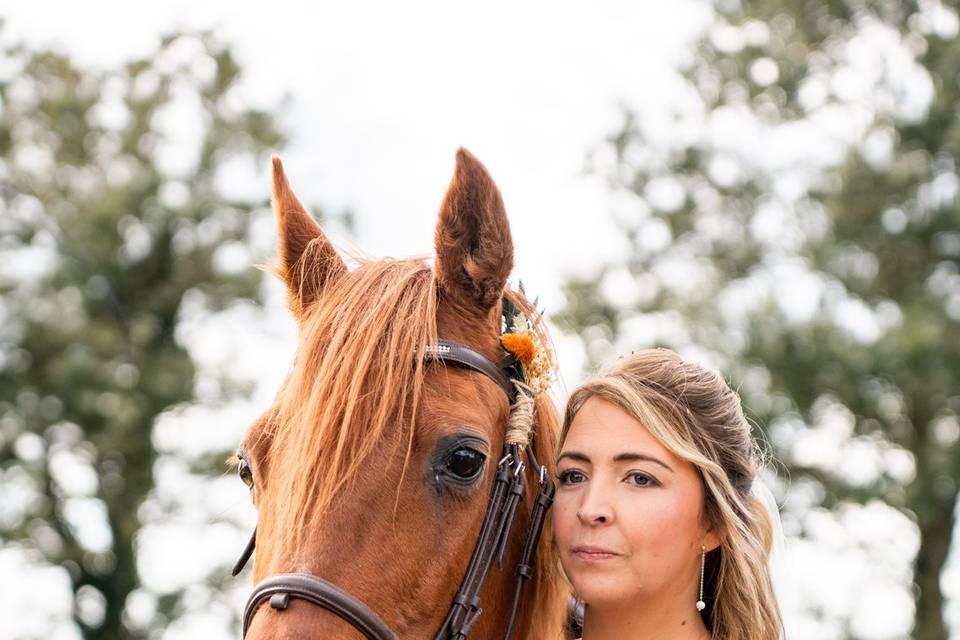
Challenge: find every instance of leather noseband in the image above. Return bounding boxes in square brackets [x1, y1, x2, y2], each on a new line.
[243, 574, 398, 639]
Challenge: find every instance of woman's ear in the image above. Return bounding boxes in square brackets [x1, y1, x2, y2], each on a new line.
[704, 527, 723, 553]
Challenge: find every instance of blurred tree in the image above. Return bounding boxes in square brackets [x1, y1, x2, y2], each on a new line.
[0, 28, 284, 638]
[556, 1, 959, 638]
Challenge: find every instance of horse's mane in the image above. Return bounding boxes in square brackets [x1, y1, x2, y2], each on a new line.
[262, 257, 567, 638]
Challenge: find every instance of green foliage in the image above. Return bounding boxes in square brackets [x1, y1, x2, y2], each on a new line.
[556, 1, 959, 637]
[0, 29, 284, 638]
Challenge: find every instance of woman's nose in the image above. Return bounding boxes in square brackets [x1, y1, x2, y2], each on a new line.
[576, 480, 614, 525]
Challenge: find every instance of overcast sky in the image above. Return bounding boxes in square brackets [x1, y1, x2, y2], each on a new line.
[4, 0, 723, 388]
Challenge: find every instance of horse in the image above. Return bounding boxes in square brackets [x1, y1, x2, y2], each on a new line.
[231, 149, 569, 639]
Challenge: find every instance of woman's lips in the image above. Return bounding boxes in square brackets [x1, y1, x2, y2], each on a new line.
[571, 545, 622, 561]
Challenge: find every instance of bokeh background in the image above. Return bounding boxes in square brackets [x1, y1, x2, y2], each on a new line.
[2, 1, 959, 638]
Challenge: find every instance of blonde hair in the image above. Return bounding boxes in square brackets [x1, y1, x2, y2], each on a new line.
[561, 349, 783, 640]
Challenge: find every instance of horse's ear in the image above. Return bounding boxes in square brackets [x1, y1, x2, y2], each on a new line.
[434, 148, 514, 313]
[271, 156, 346, 316]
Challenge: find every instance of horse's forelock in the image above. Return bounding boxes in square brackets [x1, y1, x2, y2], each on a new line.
[263, 258, 438, 558]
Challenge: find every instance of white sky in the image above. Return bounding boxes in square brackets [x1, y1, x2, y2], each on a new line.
[3, 2, 958, 639]
[5, 0, 704, 290]
[4, 0, 718, 388]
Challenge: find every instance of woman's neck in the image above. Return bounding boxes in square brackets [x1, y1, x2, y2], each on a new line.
[581, 587, 710, 640]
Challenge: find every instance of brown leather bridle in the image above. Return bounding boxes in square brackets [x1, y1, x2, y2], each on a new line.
[233, 338, 556, 640]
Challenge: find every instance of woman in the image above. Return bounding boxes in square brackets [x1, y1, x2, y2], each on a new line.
[552, 349, 783, 640]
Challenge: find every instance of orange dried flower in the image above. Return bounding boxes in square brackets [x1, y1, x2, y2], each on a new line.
[502, 333, 536, 365]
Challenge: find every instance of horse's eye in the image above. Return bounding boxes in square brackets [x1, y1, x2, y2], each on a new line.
[238, 458, 254, 488]
[444, 447, 485, 481]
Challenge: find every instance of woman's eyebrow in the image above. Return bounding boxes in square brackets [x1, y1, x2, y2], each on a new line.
[557, 451, 591, 464]
[557, 451, 673, 473]
[613, 452, 674, 472]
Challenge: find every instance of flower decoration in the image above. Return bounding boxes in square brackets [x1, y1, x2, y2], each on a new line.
[500, 298, 552, 396]
[501, 333, 536, 366]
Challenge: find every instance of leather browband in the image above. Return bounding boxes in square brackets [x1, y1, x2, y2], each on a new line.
[424, 339, 515, 398]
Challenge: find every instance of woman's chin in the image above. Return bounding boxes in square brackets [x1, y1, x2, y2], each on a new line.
[572, 576, 639, 608]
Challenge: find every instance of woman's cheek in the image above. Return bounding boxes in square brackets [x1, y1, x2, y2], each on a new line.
[621, 488, 694, 563]
[551, 495, 575, 548]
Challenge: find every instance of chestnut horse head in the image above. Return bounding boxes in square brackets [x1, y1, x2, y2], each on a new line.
[234, 149, 567, 639]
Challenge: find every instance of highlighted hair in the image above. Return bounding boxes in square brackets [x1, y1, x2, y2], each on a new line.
[561, 349, 783, 640]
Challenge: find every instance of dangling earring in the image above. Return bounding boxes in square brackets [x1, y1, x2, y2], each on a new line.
[696, 545, 706, 612]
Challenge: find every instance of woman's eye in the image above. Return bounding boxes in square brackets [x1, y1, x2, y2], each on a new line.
[444, 447, 485, 481]
[558, 470, 586, 485]
[628, 472, 657, 487]
[238, 458, 254, 488]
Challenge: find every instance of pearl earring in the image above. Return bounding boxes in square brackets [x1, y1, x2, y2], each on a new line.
[696, 546, 706, 612]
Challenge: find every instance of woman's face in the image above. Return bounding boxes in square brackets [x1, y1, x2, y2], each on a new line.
[552, 396, 719, 608]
